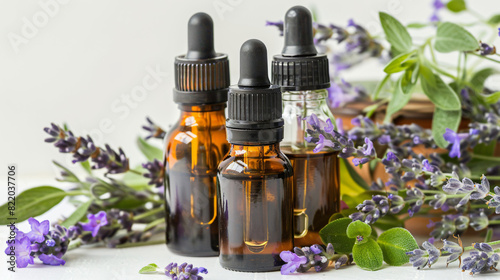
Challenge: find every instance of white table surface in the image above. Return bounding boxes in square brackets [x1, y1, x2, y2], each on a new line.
[2, 179, 499, 279]
[3, 242, 500, 280]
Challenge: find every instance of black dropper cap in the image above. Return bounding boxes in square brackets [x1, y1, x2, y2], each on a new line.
[173, 12, 230, 105]
[272, 6, 330, 91]
[226, 39, 284, 145]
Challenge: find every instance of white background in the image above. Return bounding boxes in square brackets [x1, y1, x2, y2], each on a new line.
[1, 0, 499, 179]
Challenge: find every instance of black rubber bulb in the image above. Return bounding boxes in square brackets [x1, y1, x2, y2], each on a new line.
[238, 39, 271, 88]
[282, 6, 317, 57]
[185, 12, 217, 59]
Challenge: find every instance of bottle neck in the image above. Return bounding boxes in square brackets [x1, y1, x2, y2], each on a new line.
[282, 89, 328, 102]
[176, 103, 226, 127]
[228, 143, 281, 157]
[178, 103, 226, 113]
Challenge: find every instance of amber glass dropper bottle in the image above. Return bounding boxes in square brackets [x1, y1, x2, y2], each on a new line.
[217, 39, 294, 272]
[164, 12, 230, 257]
[272, 6, 340, 247]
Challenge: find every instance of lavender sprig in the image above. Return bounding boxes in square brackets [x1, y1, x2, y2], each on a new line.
[280, 243, 351, 275]
[407, 239, 500, 275]
[142, 117, 166, 140]
[303, 115, 376, 166]
[44, 123, 130, 174]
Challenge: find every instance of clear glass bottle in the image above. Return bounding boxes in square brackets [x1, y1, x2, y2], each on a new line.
[281, 89, 340, 247]
[217, 39, 294, 272]
[272, 6, 340, 247]
[164, 12, 230, 256]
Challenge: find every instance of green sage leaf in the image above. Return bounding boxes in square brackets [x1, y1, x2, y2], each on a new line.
[139, 263, 159, 274]
[421, 73, 461, 111]
[384, 77, 412, 123]
[432, 107, 462, 148]
[352, 238, 384, 271]
[137, 137, 163, 161]
[61, 199, 94, 228]
[435, 22, 477, 53]
[470, 68, 499, 92]
[0, 186, 67, 224]
[379, 12, 412, 53]
[446, 0, 466, 13]
[383, 51, 415, 74]
[407, 22, 428, 29]
[487, 14, 500, 25]
[319, 217, 355, 254]
[485, 92, 500, 104]
[347, 220, 372, 240]
[377, 228, 419, 266]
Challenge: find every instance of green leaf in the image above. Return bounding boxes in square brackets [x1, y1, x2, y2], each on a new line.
[137, 137, 163, 161]
[352, 238, 384, 271]
[61, 199, 93, 228]
[122, 165, 150, 191]
[347, 220, 372, 240]
[470, 68, 499, 92]
[341, 158, 370, 190]
[421, 73, 461, 110]
[372, 74, 392, 100]
[383, 51, 415, 74]
[435, 22, 478, 53]
[319, 217, 355, 254]
[419, 64, 436, 88]
[473, 141, 497, 156]
[377, 228, 419, 266]
[379, 12, 412, 53]
[373, 214, 405, 231]
[432, 108, 462, 148]
[80, 160, 92, 174]
[384, 77, 412, 123]
[53, 161, 79, 183]
[139, 263, 159, 274]
[407, 22, 428, 29]
[0, 186, 67, 224]
[446, 0, 466, 13]
[487, 14, 500, 25]
[484, 92, 500, 104]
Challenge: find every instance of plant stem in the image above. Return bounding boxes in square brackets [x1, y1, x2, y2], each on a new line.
[133, 206, 165, 221]
[463, 240, 500, 252]
[471, 153, 500, 162]
[128, 169, 143, 175]
[68, 239, 82, 250]
[470, 52, 500, 63]
[489, 220, 500, 225]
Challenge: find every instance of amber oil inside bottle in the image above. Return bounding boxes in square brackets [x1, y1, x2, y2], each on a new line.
[165, 103, 229, 256]
[217, 144, 294, 272]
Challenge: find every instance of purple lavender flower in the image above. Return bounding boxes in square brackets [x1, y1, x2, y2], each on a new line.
[442, 239, 463, 265]
[39, 254, 66, 266]
[26, 218, 50, 243]
[407, 241, 440, 269]
[477, 42, 496, 56]
[142, 117, 166, 140]
[8, 236, 34, 268]
[488, 186, 500, 213]
[80, 211, 108, 237]
[165, 262, 207, 280]
[469, 210, 489, 231]
[430, 0, 445, 22]
[462, 243, 499, 274]
[280, 251, 308, 275]
[266, 20, 284, 36]
[327, 80, 367, 108]
[142, 159, 165, 188]
[443, 128, 469, 158]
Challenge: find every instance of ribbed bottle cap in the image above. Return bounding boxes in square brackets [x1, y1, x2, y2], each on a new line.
[173, 13, 230, 104]
[227, 39, 284, 144]
[272, 6, 330, 91]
